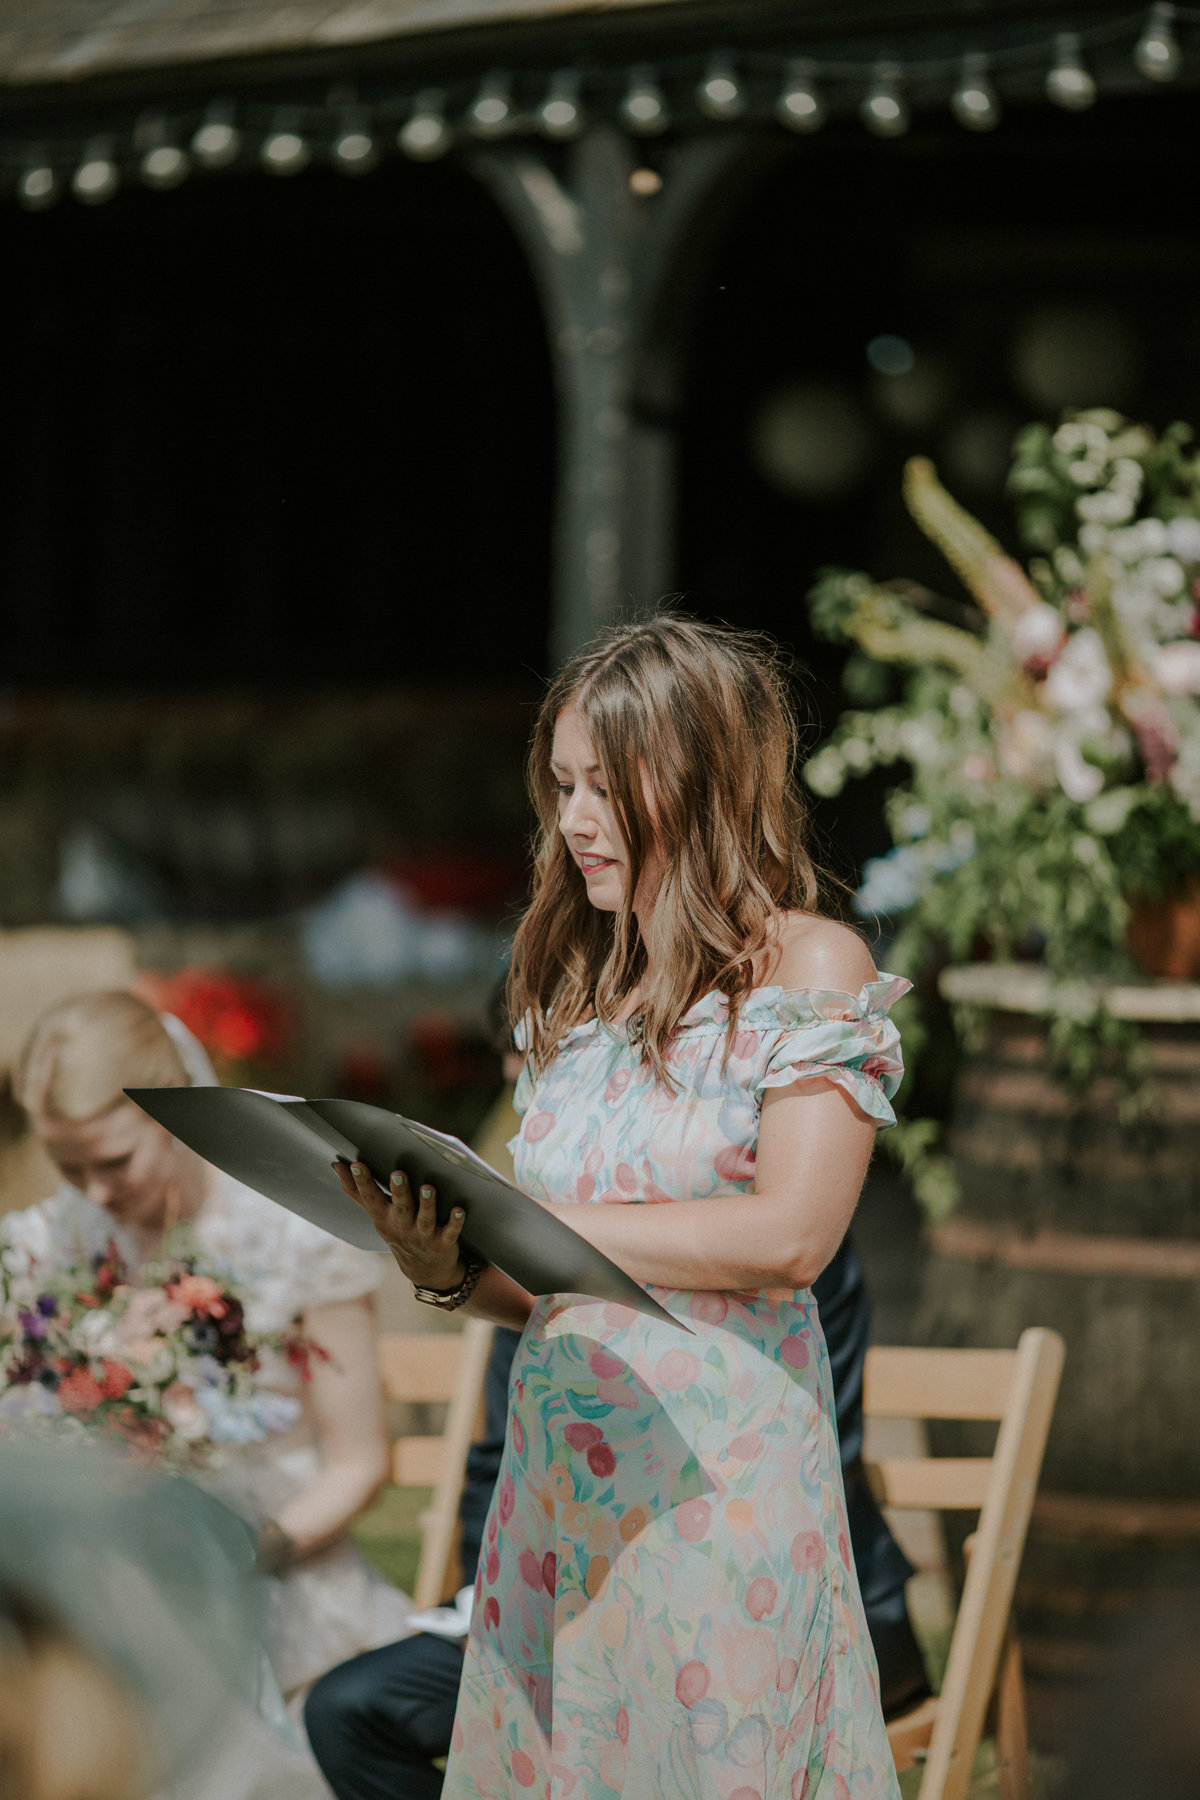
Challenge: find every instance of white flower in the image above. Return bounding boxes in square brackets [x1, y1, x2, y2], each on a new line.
[125, 1341, 176, 1386]
[1041, 628, 1113, 714]
[1107, 528, 1143, 566]
[841, 736, 873, 773]
[74, 1309, 120, 1357]
[1165, 517, 1200, 564]
[1135, 518, 1169, 557]
[1084, 787, 1137, 835]
[161, 1381, 209, 1443]
[897, 717, 940, 764]
[1078, 523, 1110, 557]
[1110, 458, 1143, 496]
[1147, 557, 1186, 599]
[1054, 739, 1106, 804]
[1153, 640, 1200, 697]
[1077, 491, 1135, 526]
[1054, 422, 1086, 454]
[948, 685, 977, 721]
[804, 748, 845, 798]
[1010, 602, 1065, 668]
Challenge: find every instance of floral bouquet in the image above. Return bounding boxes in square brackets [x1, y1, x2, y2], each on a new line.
[803, 410, 1200, 1212]
[0, 1235, 323, 1465]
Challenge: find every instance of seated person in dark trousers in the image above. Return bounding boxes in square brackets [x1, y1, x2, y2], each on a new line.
[304, 1238, 929, 1800]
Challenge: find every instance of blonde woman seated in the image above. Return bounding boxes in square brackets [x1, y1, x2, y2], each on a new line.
[2, 992, 412, 1724]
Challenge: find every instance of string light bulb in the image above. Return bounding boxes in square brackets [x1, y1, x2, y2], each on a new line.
[136, 115, 189, 189]
[191, 100, 241, 169]
[400, 90, 451, 161]
[697, 52, 746, 121]
[331, 103, 378, 174]
[861, 64, 910, 137]
[538, 70, 584, 140]
[1046, 33, 1097, 110]
[468, 72, 514, 139]
[16, 155, 59, 211]
[951, 53, 1001, 131]
[775, 60, 826, 132]
[261, 111, 311, 175]
[619, 65, 670, 136]
[1134, 4, 1182, 81]
[72, 137, 119, 204]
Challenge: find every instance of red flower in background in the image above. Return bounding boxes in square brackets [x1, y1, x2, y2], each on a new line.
[138, 968, 294, 1066]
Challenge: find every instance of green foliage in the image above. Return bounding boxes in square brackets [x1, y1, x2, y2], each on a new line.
[886, 1117, 959, 1224]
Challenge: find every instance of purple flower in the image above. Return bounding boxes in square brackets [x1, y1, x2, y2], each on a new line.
[18, 1310, 48, 1340]
[37, 1294, 58, 1318]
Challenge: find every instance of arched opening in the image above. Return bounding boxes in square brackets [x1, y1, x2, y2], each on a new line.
[0, 154, 555, 687]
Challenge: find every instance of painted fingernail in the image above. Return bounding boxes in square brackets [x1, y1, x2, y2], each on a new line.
[391, 1172, 403, 1188]
[352, 1164, 367, 1176]
[453, 1208, 465, 1220]
[420, 1185, 433, 1200]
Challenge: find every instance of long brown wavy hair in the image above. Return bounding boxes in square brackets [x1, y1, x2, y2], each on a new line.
[509, 616, 827, 1085]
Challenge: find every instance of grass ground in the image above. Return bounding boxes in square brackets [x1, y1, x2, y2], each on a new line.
[352, 1487, 1065, 1798]
[351, 1480, 431, 1598]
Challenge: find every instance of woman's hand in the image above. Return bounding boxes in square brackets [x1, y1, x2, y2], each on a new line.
[333, 1160, 466, 1292]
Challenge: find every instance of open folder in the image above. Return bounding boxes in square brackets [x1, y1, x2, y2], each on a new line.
[126, 1088, 684, 1331]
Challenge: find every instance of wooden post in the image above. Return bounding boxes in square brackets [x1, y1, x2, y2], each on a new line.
[471, 127, 769, 668]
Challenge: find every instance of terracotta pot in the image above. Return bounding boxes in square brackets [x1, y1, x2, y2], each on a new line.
[1127, 874, 1200, 979]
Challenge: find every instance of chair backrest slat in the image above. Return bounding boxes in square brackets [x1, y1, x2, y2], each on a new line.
[864, 1346, 1018, 1420]
[867, 1456, 994, 1511]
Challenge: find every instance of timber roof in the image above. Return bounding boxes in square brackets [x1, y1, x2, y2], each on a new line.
[0, 1, 1115, 92]
[0, 1, 721, 87]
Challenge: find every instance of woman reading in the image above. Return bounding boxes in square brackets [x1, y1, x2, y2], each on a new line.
[339, 617, 906, 1799]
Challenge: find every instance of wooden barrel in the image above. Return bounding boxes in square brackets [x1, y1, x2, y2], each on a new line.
[916, 965, 1200, 1727]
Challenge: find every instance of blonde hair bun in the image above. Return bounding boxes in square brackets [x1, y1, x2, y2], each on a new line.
[15, 991, 190, 1124]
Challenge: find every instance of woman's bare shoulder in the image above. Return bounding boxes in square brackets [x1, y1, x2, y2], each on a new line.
[756, 913, 877, 996]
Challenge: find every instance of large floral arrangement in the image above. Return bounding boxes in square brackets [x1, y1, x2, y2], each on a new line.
[0, 1233, 322, 1463]
[803, 411, 1200, 1212]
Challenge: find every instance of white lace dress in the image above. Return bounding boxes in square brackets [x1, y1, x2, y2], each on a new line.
[2, 1174, 414, 1797]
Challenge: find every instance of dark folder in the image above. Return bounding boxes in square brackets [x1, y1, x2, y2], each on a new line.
[126, 1087, 685, 1331]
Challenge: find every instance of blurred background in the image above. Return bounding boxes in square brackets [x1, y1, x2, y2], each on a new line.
[2, 0, 1200, 1785]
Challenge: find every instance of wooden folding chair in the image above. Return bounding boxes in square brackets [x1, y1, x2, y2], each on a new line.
[377, 1318, 496, 1609]
[863, 1326, 1065, 1800]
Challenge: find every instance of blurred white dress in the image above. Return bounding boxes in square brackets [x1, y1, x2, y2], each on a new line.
[1, 1173, 414, 1799]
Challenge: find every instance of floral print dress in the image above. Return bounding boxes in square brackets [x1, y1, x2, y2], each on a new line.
[443, 977, 909, 1800]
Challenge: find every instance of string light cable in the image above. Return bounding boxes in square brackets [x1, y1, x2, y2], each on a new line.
[2, 6, 1196, 209]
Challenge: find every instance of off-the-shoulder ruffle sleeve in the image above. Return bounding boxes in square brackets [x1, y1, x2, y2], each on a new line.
[752, 974, 911, 1128]
[511, 1014, 534, 1117]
